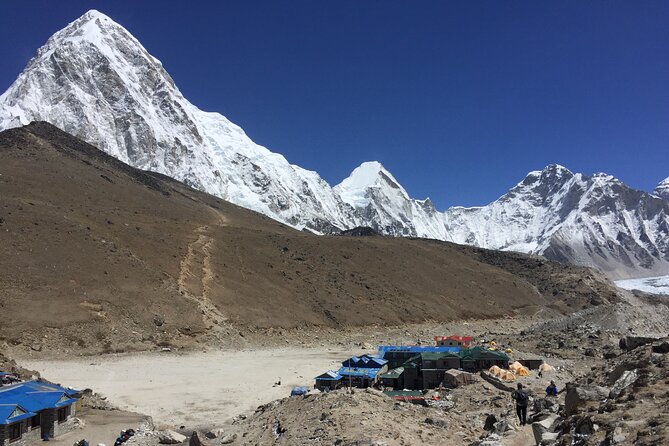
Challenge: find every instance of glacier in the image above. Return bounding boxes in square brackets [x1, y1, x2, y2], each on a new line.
[616, 275, 669, 296]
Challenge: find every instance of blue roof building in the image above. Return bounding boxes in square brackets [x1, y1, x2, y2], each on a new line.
[314, 370, 344, 391]
[0, 381, 80, 445]
[341, 354, 388, 369]
[377, 345, 460, 369]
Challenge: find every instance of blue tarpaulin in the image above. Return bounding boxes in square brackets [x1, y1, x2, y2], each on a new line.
[290, 386, 308, 396]
[376, 346, 459, 357]
[337, 367, 382, 379]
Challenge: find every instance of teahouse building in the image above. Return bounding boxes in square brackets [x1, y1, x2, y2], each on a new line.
[0, 381, 80, 445]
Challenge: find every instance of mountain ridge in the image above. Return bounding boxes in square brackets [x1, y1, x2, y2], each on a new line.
[0, 121, 624, 353]
[0, 10, 666, 279]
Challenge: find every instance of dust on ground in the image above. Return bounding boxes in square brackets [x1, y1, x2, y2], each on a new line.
[20, 347, 359, 428]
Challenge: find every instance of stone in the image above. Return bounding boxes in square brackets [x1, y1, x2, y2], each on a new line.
[475, 433, 503, 446]
[492, 419, 515, 435]
[533, 397, 558, 414]
[603, 351, 618, 359]
[540, 432, 559, 445]
[584, 348, 597, 357]
[531, 414, 558, 445]
[565, 384, 609, 415]
[205, 428, 225, 439]
[364, 387, 385, 397]
[189, 431, 213, 446]
[609, 369, 638, 399]
[619, 336, 657, 351]
[220, 433, 237, 444]
[484, 414, 497, 431]
[575, 417, 595, 435]
[424, 417, 449, 429]
[652, 342, 669, 354]
[158, 430, 187, 444]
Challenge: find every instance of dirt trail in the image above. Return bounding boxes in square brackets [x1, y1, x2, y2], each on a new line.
[177, 210, 231, 337]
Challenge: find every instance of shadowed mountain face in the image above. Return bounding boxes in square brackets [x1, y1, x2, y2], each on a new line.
[0, 123, 620, 352]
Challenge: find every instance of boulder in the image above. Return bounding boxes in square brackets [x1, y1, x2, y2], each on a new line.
[158, 430, 187, 444]
[574, 416, 595, 435]
[565, 384, 609, 415]
[619, 336, 657, 351]
[492, 419, 515, 435]
[531, 413, 558, 445]
[484, 414, 497, 431]
[652, 342, 669, 354]
[533, 397, 558, 414]
[475, 433, 503, 446]
[205, 428, 225, 439]
[220, 434, 237, 444]
[609, 369, 638, 399]
[424, 417, 449, 429]
[189, 431, 213, 446]
[540, 432, 559, 445]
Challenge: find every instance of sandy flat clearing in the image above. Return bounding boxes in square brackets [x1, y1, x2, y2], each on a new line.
[21, 347, 357, 428]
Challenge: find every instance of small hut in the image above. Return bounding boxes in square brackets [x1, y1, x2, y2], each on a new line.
[443, 369, 475, 388]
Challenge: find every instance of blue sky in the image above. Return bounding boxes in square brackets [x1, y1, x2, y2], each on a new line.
[1, 1, 667, 208]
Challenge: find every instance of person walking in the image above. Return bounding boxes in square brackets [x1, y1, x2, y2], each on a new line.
[511, 383, 529, 426]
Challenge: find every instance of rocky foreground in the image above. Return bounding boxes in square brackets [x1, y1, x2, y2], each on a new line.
[48, 295, 662, 446]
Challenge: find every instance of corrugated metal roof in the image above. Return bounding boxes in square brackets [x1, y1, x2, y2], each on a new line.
[0, 404, 35, 425]
[0, 381, 79, 424]
[315, 370, 342, 380]
[377, 346, 460, 356]
[459, 346, 510, 360]
[337, 367, 382, 379]
[342, 354, 388, 368]
[419, 352, 461, 360]
[379, 367, 404, 379]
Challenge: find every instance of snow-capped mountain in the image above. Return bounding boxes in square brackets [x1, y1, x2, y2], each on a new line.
[335, 162, 669, 279]
[654, 178, 669, 201]
[333, 161, 446, 238]
[0, 10, 667, 279]
[441, 165, 669, 279]
[0, 10, 357, 233]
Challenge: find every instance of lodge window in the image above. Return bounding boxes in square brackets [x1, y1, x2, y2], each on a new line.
[30, 413, 41, 429]
[57, 405, 70, 423]
[9, 422, 22, 442]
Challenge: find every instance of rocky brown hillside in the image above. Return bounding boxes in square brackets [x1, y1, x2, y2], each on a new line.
[0, 123, 621, 354]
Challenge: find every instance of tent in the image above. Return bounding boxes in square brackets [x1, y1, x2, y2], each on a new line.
[488, 365, 502, 377]
[509, 361, 530, 376]
[539, 363, 555, 373]
[499, 370, 516, 381]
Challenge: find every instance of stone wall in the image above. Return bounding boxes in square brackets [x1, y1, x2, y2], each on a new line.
[0, 420, 43, 446]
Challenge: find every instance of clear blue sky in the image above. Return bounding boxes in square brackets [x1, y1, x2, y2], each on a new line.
[1, 1, 667, 208]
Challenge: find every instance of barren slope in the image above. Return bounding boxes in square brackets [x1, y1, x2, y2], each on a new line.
[0, 123, 620, 353]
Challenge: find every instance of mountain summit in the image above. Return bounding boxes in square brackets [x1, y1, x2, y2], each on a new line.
[0, 10, 667, 279]
[654, 178, 669, 201]
[0, 10, 358, 233]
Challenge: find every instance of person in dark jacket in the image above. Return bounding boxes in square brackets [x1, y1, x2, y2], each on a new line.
[511, 383, 529, 425]
[546, 380, 558, 396]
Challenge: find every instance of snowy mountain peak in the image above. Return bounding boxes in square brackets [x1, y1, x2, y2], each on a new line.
[654, 177, 669, 201]
[0, 10, 358, 234]
[335, 161, 409, 208]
